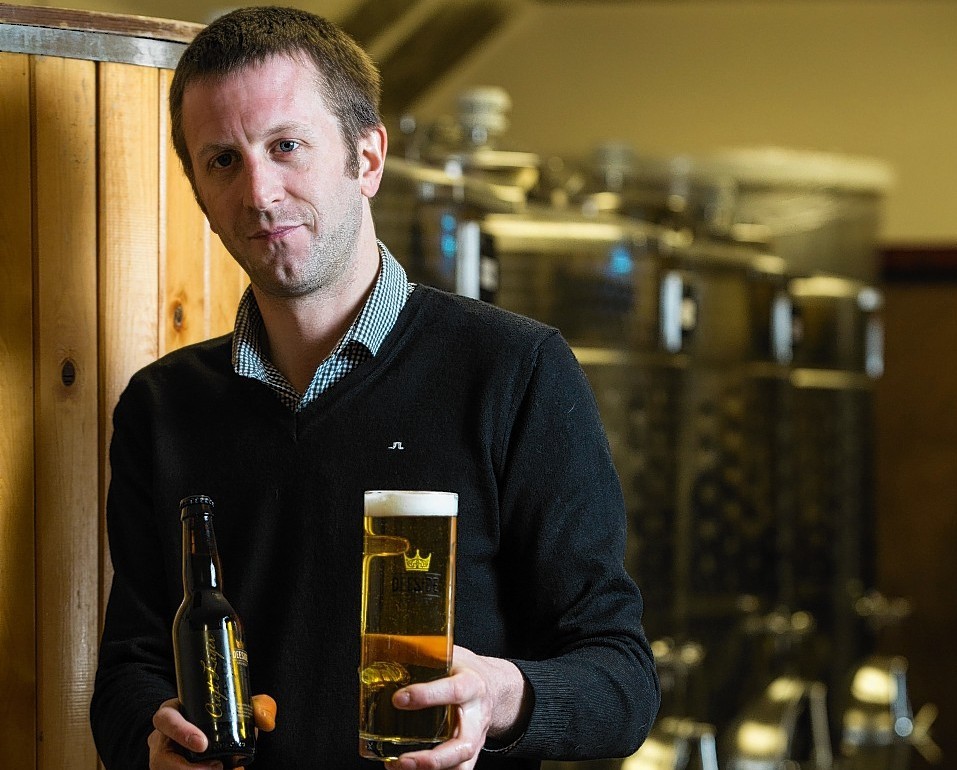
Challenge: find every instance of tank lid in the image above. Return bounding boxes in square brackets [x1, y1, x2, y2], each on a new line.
[696, 146, 895, 194]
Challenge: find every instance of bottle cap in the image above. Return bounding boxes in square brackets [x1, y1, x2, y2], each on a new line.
[179, 495, 215, 517]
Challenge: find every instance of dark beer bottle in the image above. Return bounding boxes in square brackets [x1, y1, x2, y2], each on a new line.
[173, 495, 255, 767]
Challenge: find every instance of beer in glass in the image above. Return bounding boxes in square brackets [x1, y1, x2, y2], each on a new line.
[359, 490, 458, 760]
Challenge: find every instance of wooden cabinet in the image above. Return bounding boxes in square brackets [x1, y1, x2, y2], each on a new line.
[0, 7, 245, 767]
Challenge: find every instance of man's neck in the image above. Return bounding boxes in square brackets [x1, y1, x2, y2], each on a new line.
[253, 236, 381, 394]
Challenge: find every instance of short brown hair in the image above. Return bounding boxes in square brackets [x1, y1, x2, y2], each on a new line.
[169, 6, 382, 181]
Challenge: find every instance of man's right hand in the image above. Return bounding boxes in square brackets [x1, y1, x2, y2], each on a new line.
[148, 694, 277, 769]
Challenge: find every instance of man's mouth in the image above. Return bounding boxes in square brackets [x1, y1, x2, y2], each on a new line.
[251, 224, 300, 241]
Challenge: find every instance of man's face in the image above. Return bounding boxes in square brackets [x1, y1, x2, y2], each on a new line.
[181, 54, 373, 300]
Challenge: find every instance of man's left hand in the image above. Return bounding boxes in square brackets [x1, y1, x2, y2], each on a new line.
[384, 645, 531, 770]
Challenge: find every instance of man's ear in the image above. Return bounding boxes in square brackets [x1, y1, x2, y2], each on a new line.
[358, 124, 388, 198]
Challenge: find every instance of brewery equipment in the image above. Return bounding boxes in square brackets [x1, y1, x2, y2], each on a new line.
[840, 654, 941, 769]
[376, 88, 911, 765]
[612, 638, 717, 770]
[780, 274, 884, 690]
[620, 717, 719, 770]
[690, 148, 894, 283]
[723, 675, 833, 770]
[579, 145, 894, 283]
[834, 592, 940, 769]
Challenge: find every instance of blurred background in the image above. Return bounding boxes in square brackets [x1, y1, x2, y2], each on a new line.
[1, 1, 955, 769]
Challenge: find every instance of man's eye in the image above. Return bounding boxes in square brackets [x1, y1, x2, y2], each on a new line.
[277, 140, 299, 153]
[211, 153, 234, 169]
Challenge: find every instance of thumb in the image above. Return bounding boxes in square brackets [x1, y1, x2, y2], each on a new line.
[251, 694, 278, 732]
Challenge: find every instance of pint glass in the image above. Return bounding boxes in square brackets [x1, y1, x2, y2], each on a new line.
[359, 490, 458, 760]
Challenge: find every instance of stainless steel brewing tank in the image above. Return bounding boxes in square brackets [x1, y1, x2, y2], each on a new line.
[373, 156, 524, 300]
[475, 212, 675, 630]
[581, 146, 893, 283]
[645, 238, 797, 731]
[779, 274, 884, 690]
[473, 218, 794, 653]
[652, 236, 791, 627]
[478, 211, 659, 348]
[686, 148, 893, 283]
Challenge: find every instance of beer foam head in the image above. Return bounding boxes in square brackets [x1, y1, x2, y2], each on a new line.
[364, 490, 458, 517]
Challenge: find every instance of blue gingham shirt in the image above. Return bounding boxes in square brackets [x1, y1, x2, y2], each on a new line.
[232, 243, 413, 411]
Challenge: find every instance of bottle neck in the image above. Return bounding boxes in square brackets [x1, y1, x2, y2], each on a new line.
[182, 512, 223, 593]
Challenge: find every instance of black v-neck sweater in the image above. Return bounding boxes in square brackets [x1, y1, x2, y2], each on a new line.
[91, 286, 659, 769]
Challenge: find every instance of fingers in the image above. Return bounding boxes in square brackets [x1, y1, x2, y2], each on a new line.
[385, 647, 529, 769]
[389, 669, 487, 770]
[384, 732, 479, 770]
[252, 693, 278, 732]
[148, 694, 274, 769]
[393, 668, 484, 711]
[148, 699, 221, 769]
[152, 698, 209, 754]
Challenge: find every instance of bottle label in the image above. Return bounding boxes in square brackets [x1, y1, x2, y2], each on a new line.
[177, 620, 254, 730]
[198, 630, 247, 719]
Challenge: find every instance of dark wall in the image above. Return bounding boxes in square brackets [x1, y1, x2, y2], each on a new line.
[875, 280, 957, 765]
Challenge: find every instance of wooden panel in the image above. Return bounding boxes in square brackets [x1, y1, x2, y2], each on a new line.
[33, 54, 100, 769]
[0, 51, 36, 770]
[160, 68, 212, 353]
[97, 61, 161, 617]
[209, 231, 249, 338]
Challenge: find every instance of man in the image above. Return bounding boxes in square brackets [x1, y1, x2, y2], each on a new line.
[90, 7, 659, 769]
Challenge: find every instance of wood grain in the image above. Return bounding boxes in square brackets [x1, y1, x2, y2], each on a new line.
[161, 68, 210, 353]
[33, 53, 100, 769]
[0, 1, 203, 43]
[97, 60, 161, 618]
[0, 51, 37, 770]
[209, 230, 249, 338]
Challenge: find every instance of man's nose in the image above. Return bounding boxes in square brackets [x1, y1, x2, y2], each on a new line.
[243, 159, 284, 211]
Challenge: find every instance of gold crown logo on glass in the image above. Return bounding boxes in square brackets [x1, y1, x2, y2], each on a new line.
[403, 549, 432, 571]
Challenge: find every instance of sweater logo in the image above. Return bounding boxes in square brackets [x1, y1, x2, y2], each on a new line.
[388, 441, 405, 450]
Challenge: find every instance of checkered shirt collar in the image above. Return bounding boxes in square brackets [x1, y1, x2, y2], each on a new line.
[232, 242, 411, 409]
